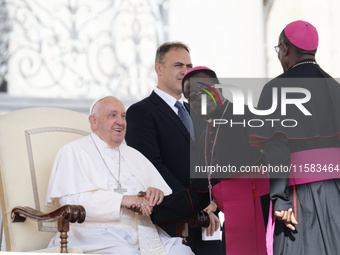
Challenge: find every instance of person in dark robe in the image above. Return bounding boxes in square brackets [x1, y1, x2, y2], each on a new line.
[249, 20, 340, 255]
[152, 66, 270, 255]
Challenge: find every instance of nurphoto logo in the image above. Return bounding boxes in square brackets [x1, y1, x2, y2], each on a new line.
[191, 78, 312, 128]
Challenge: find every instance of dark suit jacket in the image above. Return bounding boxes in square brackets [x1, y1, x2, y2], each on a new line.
[126, 91, 193, 192]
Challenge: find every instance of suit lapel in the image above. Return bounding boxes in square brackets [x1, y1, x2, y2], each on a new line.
[150, 91, 190, 141]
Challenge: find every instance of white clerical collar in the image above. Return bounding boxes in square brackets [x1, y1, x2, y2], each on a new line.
[90, 132, 119, 152]
[154, 87, 186, 114]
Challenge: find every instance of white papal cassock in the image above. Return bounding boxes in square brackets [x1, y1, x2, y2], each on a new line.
[45, 132, 193, 255]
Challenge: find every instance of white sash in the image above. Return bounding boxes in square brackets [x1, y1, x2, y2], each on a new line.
[138, 216, 166, 255]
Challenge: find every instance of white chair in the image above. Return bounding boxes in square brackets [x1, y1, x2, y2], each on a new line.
[0, 107, 91, 253]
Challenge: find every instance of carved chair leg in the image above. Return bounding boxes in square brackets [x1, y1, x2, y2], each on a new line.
[58, 217, 70, 253]
[176, 222, 188, 245]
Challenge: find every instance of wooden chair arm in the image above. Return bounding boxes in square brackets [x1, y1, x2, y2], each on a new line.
[160, 210, 210, 228]
[187, 210, 210, 228]
[11, 205, 86, 253]
[160, 210, 210, 244]
[11, 204, 86, 223]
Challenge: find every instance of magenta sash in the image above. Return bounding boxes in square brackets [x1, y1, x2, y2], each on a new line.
[266, 147, 340, 255]
[212, 174, 269, 255]
[288, 147, 340, 185]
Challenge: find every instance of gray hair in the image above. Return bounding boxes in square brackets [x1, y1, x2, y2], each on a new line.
[155, 41, 190, 64]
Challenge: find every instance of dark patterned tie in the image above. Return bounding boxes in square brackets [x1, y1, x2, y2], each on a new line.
[174, 101, 191, 132]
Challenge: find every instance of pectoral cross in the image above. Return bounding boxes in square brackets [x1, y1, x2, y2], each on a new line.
[208, 178, 213, 202]
[114, 183, 127, 194]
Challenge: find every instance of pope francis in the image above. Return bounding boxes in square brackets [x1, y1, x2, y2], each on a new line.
[45, 96, 193, 255]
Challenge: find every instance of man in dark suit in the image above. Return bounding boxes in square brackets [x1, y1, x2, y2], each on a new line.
[126, 41, 193, 192]
[126, 42, 221, 255]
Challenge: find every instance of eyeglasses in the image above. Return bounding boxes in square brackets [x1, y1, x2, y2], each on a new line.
[186, 91, 203, 102]
[185, 84, 217, 102]
[274, 43, 282, 54]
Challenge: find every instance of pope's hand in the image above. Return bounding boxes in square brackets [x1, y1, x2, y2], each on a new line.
[123, 195, 153, 216]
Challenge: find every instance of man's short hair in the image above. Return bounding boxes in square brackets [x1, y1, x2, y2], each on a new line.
[155, 41, 190, 64]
